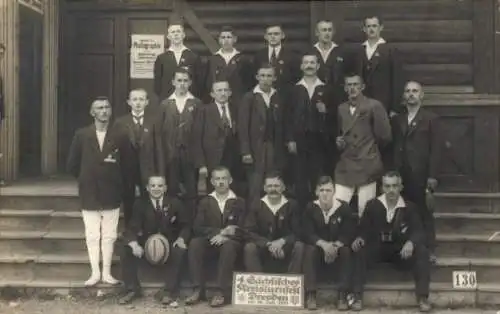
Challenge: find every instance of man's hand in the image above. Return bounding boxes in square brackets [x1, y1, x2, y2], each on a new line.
[400, 241, 414, 260]
[242, 154, 253, 164]
[316, 101, 327, 113]
[173, 237, 187, 249]
[199, 166, 208, 177]
[286, 142, 297, 154]
[351, 237, 365, 252]
[210, 234, 229, 246]
[322, 242, 337, 264]
[336, 136, 346, 150]
[220, 225, 237, 236]
[427, 178, 438, 192]
[128, 241, 144, 258]
[268, 239, 286, 259]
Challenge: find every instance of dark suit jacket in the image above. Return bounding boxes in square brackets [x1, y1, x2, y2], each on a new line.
[391, 107, 441, 184]
[123, 196, 191, 244]
[192, 102, 238, 170]
[253, 46, 301, 93]
[192, 193, 247, 240]
[311, 44, 347, 105]
[359, 196, 425, 246]
[154, 49, 202, 100]
[302, 200, 357, 246]
[243, 198, 300, 248]
[238, 89, 289, 167]
[66, 123, 127, 210]
[159, 97, 202, 166]
[354, 42, 404, 113]
[115, 109, 164, 187]
[204, 52, 253, 103]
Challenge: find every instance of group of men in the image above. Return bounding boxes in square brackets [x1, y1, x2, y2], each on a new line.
[66, 15, 441, 312]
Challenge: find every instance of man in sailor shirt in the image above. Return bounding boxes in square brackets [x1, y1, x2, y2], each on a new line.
[351, 171, 431, 312]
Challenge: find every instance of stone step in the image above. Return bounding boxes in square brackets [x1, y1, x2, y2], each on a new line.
[0, 252, 498, 284]
[434, 192, 500, 213]
[1, 280, 499, 308]
[434, 212, 500, 235]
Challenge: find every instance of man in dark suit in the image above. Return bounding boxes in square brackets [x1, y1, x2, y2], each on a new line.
[192, 79, 244, 195]
[243, 172, 304, 273]
[118, 175, 191, 306]
[186, 167, 246, 307]
[159, 68, 202, 203]
[311, 20, 347, 107]
[239, 63, 289, 202]
[391, 81, 441, 262]
[353, 16, 404, 115]
[253, 24, 301, 96]
[154, 23, 202, 101]
[115, 88, 163, 226]
[288, 54, 335, 206]
[302, 176, 356, 310]
[204, 26, 252, 106]
[66, 97, 127, 286]
[351, 171, 431, 312]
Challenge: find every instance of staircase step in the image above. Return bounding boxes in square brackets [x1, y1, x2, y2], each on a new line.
[434, 192, 500, 213]
[434, 212, 500, 234]
[435, 234, 500, 258]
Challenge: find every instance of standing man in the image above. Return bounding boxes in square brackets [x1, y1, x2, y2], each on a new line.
[0, 43, 5, 126]
[154, 23, 202, 101]
[253, 24, 301, 96]
[302, 176, 356, 310]
[115, 88, 163, 226]
[391, 81, 441, 261]
[354, 15, 404, 115]
[238, 63, 289, 201]
[159, 68, 202, 202]
[311, 20, 346, 106]
[192, 80, 244, 195]
[66, 97, 125, 286]
[335, 74, 392, 217]
[351, 171, 431, 312]
[186, 167, 247, 307]
[118, 175, 190, 306]
[204, 26, 251, 106]
[243, 172, 304, 274]
[288, 54, 335, 206]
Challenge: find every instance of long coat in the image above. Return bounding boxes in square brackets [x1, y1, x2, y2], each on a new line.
[66, 124, 127, 210]
[335, 96, 392, 186]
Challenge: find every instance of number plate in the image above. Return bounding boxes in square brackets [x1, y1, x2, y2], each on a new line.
[452, 271, 477, 289]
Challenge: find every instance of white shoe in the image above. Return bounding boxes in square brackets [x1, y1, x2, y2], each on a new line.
[102, 273, 120, 285]
[84, 273, 101, 287]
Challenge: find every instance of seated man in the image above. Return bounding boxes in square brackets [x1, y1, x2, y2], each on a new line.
[243, 172, 304, 273]
[118, 175, 191, 306]
[186, 166, 247, 307]
[302, 176, 357, 311]
[351, 171, 431, 312]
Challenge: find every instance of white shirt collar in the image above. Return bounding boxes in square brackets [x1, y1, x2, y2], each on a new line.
[362, 37, 386, 47]
[378, 194, 406, 222]
[314, 199, 342, 223]
[131, 111, 145, 119]
[151, 196, 164, 205]
[216, 48, 240, 62]
[167, 92, 195, 101]
[168, 44, 189, 53]
[314, 42, 338, 51]
[261, 195, 289, 216]
[209, 190, 237, 202]
[296, 77, 325, 89]
[253, 85, 277, 97]
[268, 45, 282, 59]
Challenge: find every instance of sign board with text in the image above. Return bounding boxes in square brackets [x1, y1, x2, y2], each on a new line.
[232, 272, 304, 308]
[130, 34, 164, 79]
[452, 271, 477, 289]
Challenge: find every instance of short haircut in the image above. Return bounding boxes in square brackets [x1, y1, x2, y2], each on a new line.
[302, 53, 319, 62]
[344, 73, 364, 84]
[173, 67, 192, 80]
[363, 15, 383, 26]
[129, 88, 148, 98]
[316, 20, 335, 28]
[168, 23, 184, 31]
[264, 171, 284, 183]
[404, 80, 422, 90]
[382, 170, 402, 180]
[316, 175, 334, 188]
[212, 79, 230, 90]
[211, 166, 231, 178]
[265, 24, 283, 32]
[256, 62, 276, 73]
[219, 25, 235, 37]
[148, 175, 166, 184]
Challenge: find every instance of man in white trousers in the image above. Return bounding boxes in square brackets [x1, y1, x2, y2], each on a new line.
[67, 97, 128, 286]
[334, 74, 392, 217]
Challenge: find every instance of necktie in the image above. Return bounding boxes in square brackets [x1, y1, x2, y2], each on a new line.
[221, 104, 231, 132]
[270, 48, 277, 65]
[133, 115, 143, 127]
[155, 199, 161, 211]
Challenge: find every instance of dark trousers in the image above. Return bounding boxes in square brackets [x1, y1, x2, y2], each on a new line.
[303, 244, 352, 294]
[120, 242, 186, 295]
[167, 147, 197, 202]
[246, 142, 279, 203]
[122, 161, 145, 227]
[188, 237, 242, 293]
[243, 241, 304, 273]
[401, 167, 436, 251]
[352, 241, 431, 298]
[294, 133, 330, 206]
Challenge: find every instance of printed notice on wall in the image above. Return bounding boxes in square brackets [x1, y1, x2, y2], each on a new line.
[232, 272, 304, 308]
[130, 34, 165, 79]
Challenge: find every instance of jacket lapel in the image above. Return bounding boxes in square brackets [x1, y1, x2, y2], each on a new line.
[222, 199, 234, 223]
[254, 93, 268, 122]
[407, 109, 423, 137]
[210, 103, 225, 131]
[368, 44, 385, 73]
[398, 113, 409, 136]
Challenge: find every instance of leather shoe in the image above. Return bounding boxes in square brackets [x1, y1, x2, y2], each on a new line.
[185, 288, 202, 305]
[337, 298, 349, 311]
[210, 293, 225, 307]
[350, 299, 363, 311]
[118, 291, 141, 305]
[306, 292, 317, 310]
[419, 298, 432, 312]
